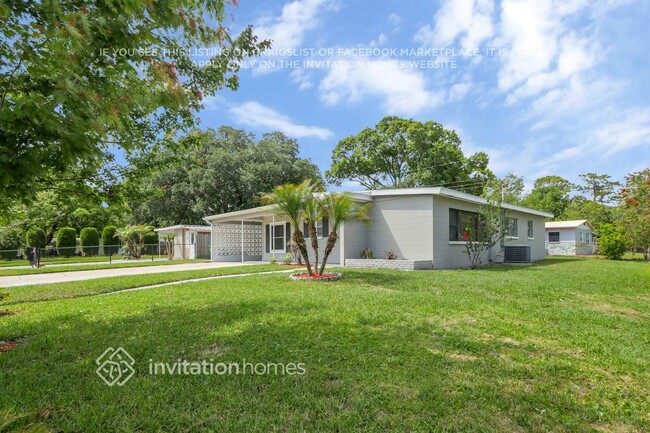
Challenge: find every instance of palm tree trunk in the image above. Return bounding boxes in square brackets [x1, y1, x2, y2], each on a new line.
[308, 223, 319, 274]
[319, 231, 338, 275]
[293, 230, 312, 276]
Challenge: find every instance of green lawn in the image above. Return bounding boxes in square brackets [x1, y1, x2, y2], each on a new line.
[0, 264, 283, 305]
[1, 258, 648, 431]
[0, 256, 118, 267]
[0, 259, 205, 276]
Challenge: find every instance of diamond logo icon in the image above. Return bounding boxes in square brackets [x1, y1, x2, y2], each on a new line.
[95, 347, 135, 386]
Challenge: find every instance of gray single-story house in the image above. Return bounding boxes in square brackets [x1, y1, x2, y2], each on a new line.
[154, 225, 212, 259]
[203, 187, 553, 269]
[545, 220, 596, 256]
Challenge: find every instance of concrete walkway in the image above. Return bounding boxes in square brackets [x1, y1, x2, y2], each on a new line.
[0, 261, 267, 288]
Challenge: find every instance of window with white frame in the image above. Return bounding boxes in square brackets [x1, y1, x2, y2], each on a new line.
[270, 223, 285, 252]
[448, 208, 479, 241]
[506, 217, 518, 237]
[548, 232, 560, 243]
[527, 220, 534, 238]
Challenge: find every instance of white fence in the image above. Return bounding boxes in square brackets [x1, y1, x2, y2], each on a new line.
[545, 241, 597, 256]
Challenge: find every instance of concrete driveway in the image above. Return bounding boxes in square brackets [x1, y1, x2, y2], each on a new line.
[0, 261, 265, 288]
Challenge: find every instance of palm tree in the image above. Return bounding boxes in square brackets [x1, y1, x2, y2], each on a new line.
[261, 180, 315, 276]
[319, 193, 371, 275]
[117, 225, 150, 259]
[303, 191, 322, 272]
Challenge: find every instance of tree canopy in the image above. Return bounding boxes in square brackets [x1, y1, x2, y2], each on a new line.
[0, 0, 269, 209]
[521, 176, 574, 218]
[620, 169, 650, 260]
[130, 127, 322, 227]
[326, 116, 493, 195]
[577, 173, 621, 204]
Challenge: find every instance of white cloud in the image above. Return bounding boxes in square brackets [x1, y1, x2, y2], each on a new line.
[388, 13, 402, 26]
[448, 82, 473, 102]
[202, 94, 226, 110]
[590, 109, 650, 156]
[414, 0, 495, 50]
[318, 59, 445, 116]
[254, 0, 334, 50]
[290, 69, 313, 91]
[529, 108, 650, 173]
[229, 102, 334, 140]
[369, 33, 387, 47]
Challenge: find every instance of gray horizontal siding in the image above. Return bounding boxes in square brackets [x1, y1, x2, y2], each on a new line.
[366, 196, 433, 261]
[432, 196, 547, 269]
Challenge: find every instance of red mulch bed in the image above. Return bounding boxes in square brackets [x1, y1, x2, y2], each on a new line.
[0, 310, 20, 317]
[291, 273, 340, 280]
[0, 339, 23, 353]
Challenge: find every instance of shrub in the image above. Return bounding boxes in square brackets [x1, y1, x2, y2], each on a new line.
[80, 227, 100, 256]
[142, 231, 159, 255]
[25, 228, 47, 249]
[282, 253, 293, 265]
[384, 250, 398, 260]
[359, 248, 375, 259]
[599, 224, 628, 260]
[101, 226, 120, 256]
[0, 226, 23, 260]
[56, 227, 77, 257]
[269, 257, 278, 265]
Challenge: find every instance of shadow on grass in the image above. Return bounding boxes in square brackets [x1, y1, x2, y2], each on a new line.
[1, 293, 643, 432]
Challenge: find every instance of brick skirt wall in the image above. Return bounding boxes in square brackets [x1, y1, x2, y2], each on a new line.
[345, 259, 433, 271]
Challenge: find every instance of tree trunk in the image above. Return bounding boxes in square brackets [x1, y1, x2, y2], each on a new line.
[293, 230, 312, 276]
[319, 231, 338, 275]
[308, 223, 319, 274]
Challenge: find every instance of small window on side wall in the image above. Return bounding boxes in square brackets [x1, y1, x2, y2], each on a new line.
[548, 232, 560, 243]
[527, 220, 534, 238]
[506, 217, 518, 237]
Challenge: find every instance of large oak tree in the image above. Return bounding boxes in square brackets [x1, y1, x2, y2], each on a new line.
[326, 116, 493, 195]
[0, 0, 269, 209]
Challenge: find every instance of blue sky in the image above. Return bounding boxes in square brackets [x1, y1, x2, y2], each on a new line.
[196, 0, 650, 191]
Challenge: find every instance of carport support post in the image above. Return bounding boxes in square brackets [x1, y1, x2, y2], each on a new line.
[241, 219, 244, 263]
[272, 214, 276, 260]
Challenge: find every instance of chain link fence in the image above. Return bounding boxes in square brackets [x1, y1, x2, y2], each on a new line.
[0, 242, 200, 267]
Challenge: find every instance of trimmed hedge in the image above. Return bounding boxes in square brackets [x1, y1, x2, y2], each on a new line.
[101, 225, 120, 256]
[80, 227, 100, 256]
[26, 228, 47, 249]
[56, 227, 77, 257]
[142, 231, 159, 255]
[0, 226, 23, 260]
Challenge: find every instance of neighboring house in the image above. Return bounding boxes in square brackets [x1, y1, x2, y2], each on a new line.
[545, 220, 597, 256]
[203, 187, 553, 269]
[154, 225, 212, 260]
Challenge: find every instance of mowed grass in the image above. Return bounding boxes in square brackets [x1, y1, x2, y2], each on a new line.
[0, 264, 283, 305]
[0, 259, 205, 276]
[0, 256, 116, 267]
[1, 257, 649, 432]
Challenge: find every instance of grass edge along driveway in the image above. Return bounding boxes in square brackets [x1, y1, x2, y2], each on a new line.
[0, 264, 286, 305]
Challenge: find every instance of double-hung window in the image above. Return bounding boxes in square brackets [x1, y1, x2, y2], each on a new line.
[270, 223, 285, 253]
[527, 220, 534, 238]
[506, 217, 518, 238]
